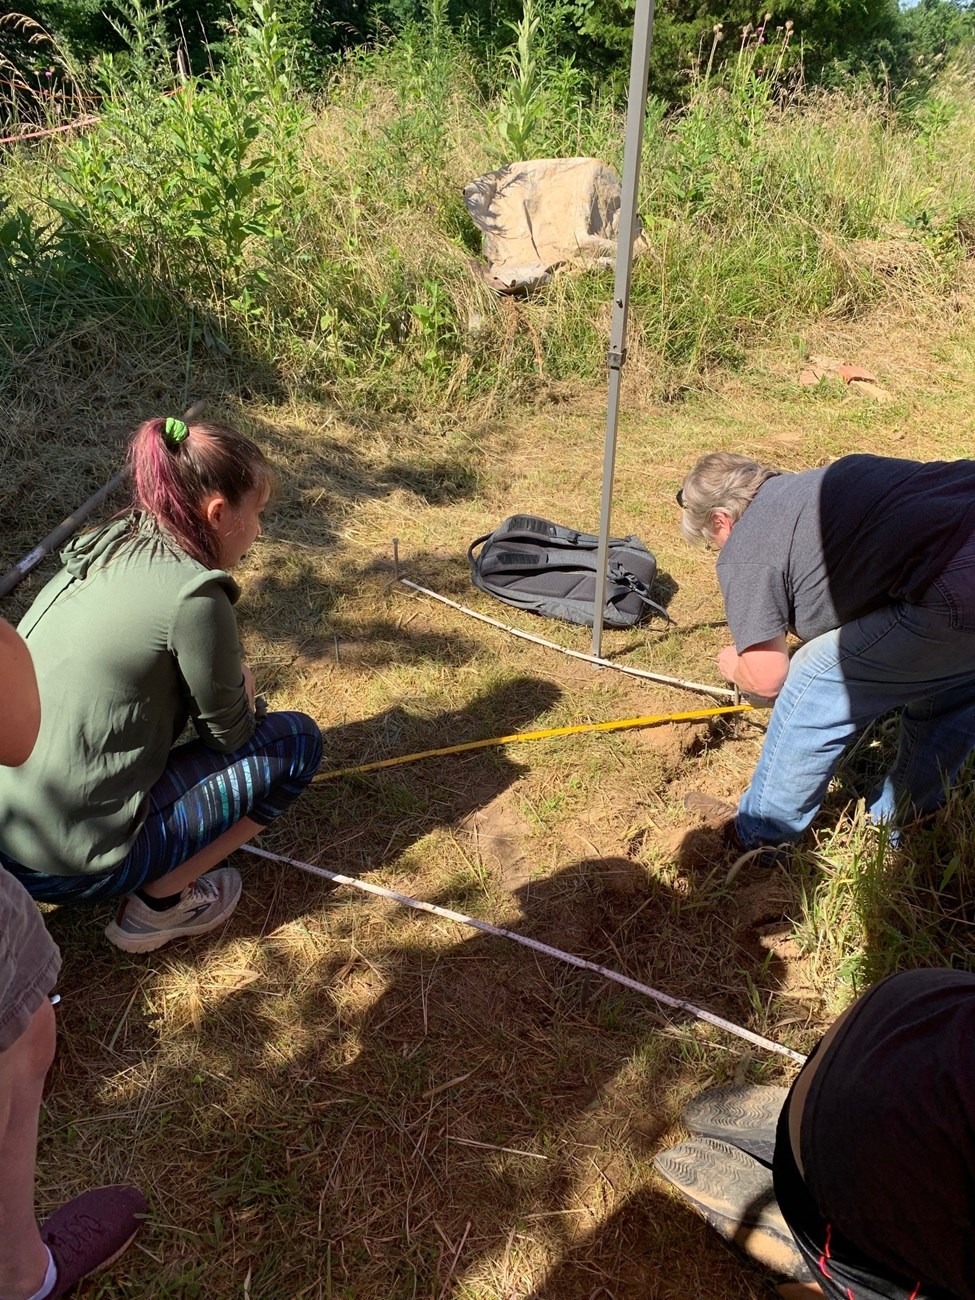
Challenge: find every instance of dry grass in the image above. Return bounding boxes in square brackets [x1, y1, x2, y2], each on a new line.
[5, 274, 975, 1298]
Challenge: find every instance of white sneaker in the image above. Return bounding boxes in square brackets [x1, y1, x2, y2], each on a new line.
[104, 867, 243, 953]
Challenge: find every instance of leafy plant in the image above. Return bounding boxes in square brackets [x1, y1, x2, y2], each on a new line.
[494, 0, 548, 161]
[410, 277, 458, 377]
[34, 0, 308, 327]
[3, 0, 975, 408]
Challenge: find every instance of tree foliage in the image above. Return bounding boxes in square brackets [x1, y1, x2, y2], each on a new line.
[2, 0, 973, 97]
[547, 0, 974, 98]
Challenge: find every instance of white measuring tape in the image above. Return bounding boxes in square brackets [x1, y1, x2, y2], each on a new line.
[244, 844, 807, 1065]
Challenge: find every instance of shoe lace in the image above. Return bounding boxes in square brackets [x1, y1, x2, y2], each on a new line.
[186, 874, 219, 902]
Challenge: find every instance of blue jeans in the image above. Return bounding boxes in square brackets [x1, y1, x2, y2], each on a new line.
[736, 538, 975, 848]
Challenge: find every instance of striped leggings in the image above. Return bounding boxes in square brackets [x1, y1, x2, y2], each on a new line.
[5, 711, 323, 903]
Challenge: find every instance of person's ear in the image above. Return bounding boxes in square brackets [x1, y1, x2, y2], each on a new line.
[203, 494, 227, 529]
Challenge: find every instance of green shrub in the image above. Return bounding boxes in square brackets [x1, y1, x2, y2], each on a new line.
[2, 2, 975, 406]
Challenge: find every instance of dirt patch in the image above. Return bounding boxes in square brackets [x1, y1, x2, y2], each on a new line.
[464, 792, 533, 891]
[593, 856, 646, 896]
[658, 824, 729, 872]
[731, 875, 820, 998]
[630, 720, 706, 767]
[734, 878, 795, 931]
[566, 815, 639, 870]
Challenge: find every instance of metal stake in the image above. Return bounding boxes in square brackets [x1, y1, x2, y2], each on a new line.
[592, 0, 658, 660]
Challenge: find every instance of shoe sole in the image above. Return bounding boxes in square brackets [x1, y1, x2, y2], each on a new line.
[104, 882, 242, 953]
[683, 791, 737, 826]
[682, 1084, 789, 1166]
[654, 1136, 812, 1281]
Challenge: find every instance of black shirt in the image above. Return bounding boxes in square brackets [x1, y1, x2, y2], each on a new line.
[718, 456, 975, 652]
[801, 969, 975, 1297]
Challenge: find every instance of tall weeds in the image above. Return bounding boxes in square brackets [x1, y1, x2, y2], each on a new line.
[2, 7, 975, 409]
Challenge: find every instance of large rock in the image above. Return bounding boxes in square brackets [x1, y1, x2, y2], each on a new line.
[464, 157, 635, 293]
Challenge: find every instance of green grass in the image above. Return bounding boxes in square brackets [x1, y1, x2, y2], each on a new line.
[3, 8, 975, 409]
[4, 11, 975, 1297]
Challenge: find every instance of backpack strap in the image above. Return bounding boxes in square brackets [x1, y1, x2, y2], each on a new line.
[607, 561, 675, 624]
[629, 589, 675, 623]
[467, 533, 493, 566]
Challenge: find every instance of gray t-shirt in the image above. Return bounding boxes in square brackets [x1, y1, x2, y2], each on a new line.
[717, 469, 831, 649]
[717, 455, 975, 652]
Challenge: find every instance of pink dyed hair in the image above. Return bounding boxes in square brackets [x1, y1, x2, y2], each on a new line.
[128, 418, 273, 568]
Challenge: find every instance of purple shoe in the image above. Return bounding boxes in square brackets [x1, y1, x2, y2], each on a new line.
[40, 1184, 147, 1296]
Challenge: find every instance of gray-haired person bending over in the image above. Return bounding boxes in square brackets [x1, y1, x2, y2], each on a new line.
[677, 451, 975, 850]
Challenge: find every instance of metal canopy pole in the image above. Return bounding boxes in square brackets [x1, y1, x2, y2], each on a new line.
[591, 0, 657, 659]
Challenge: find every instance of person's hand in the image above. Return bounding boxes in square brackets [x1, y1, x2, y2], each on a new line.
[717, 644, 740, 684]
[241, 662, 256, 711]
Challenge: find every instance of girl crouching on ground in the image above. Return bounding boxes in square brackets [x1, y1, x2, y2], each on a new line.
[0, 416, 323, 952]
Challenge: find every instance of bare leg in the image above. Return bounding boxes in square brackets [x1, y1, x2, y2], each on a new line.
[139, 817, 263, 899]
[0, 1000, 56, 1300]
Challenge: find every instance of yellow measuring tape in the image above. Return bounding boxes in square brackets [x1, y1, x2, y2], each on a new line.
[315, 703, 752, 781]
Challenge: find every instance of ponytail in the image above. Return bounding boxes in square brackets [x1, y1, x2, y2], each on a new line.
[128, 417, 272, 568]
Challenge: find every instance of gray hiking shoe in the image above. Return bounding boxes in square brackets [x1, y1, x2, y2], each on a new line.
[682, 1084, 790, 1166]
[105, 867, 243, 953]
[654, 1136, 812, 1280]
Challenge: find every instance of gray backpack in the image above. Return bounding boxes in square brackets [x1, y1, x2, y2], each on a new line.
[468, 515, 671, 629]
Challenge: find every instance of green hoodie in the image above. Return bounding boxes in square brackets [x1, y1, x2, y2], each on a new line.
[0, 513, 255, 876]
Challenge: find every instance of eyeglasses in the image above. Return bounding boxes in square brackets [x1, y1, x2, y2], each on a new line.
[675, 488, 686, 508]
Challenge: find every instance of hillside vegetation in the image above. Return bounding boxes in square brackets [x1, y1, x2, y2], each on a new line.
[2, 2, 975, 416]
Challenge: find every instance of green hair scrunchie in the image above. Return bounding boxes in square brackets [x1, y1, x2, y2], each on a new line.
[162, 417, 189, 447]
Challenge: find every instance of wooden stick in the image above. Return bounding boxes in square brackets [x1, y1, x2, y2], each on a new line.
[0, 470, 130, 598]
[0, 401, 206, 599]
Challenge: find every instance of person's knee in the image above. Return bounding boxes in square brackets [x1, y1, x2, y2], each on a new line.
[0, 998, 56, 1086]
[288, 710, 321, 740]
[287, 711, 324, 777]
[306, 718, 323, 765]
[20, 999, 56, 1080]
[257, 709, 324, 781]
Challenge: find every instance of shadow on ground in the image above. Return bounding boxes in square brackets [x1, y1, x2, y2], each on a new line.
[40, 841, 796, 1299]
